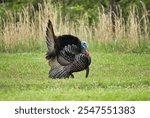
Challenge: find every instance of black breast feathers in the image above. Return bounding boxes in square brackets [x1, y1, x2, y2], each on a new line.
[45, 20, 91, 79]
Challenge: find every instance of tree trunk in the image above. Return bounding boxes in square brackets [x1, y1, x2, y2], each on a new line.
[62, 0, 66, 24]
[109, 0, 116, 33]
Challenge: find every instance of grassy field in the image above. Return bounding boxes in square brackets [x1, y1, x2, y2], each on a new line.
[0, 1, 150, 101]
[0, 51, 150, 101]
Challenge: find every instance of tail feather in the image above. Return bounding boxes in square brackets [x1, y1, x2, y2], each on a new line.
[46, 20, 57, 59]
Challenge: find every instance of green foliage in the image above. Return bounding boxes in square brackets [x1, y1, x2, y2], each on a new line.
[115, 0, 150, 19]
[0, 52, 150, 100]
[51, 0, 101, 23]
[0, 0, 150, 53]
[0, 0, 43, 19]
[50, 0, 150, 23]
[0, 0, 150, 22]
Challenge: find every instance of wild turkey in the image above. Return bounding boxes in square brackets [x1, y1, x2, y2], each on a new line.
[46, 20, 91, 79]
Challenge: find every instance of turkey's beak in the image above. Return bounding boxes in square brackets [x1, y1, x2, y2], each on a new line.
[85, 66, 89, 78]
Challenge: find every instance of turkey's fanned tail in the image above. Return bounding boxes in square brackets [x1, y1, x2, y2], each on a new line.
[46, 20, 57, 59]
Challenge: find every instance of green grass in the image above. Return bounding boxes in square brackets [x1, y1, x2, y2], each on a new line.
[0, 51, 150, 100]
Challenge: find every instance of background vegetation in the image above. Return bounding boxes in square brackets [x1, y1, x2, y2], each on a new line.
[0, 0, 150, 100]
[0, 0, 150, 53]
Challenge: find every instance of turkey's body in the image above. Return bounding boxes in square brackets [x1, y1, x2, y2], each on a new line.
[58, 35, 81, 49]
[46, 20, 91, 79]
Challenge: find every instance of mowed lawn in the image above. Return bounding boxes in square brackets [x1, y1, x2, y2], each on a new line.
[0, 52, 150, 100]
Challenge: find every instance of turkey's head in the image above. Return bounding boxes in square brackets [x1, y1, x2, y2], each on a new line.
[81, 41, 91, 78]
[81, 41, 90, 57]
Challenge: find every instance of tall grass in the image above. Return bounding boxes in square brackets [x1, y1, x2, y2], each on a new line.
[0, 1, 150, 53]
